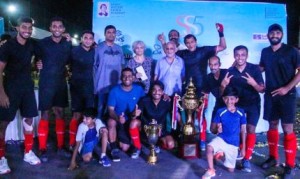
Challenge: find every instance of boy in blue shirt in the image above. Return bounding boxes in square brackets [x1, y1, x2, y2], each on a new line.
[202, 87, 246, 179]
[68, 108, 111, 170]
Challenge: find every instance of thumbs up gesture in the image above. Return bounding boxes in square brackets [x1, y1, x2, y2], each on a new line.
[119, 112, 126, 124]
[134, 104, 142, 117]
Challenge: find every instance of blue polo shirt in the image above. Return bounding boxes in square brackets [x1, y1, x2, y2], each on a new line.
[70, 45, 94, 89]
[259, 43, 300, 93]
[213, 107, 246, 147]
[108, 84, 145, 119]
[0, 38, 37, 89]
[227, 63, 264, 106]
[177, 46, 216, 91]
[36, 36, 72, 87]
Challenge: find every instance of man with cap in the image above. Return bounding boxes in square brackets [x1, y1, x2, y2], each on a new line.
[259, 23, 300, 178]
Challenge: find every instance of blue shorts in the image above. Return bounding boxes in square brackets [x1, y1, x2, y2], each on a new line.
[263, 92, 296, 124]
[81, 137, 98, 155]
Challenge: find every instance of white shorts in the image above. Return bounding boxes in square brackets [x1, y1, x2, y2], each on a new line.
[208, 136, 238, 169]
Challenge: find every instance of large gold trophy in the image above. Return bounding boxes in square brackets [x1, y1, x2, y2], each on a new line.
[144, 119, 162, 165]
[179, 78, 202, 159]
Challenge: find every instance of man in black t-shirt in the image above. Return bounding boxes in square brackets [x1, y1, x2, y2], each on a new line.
[68, 30, 96, 149]
[176, 23, 226, 95]
[36, 17, 72, 162]
[259, 24, 300, 178]
[0, 17, 41, 175]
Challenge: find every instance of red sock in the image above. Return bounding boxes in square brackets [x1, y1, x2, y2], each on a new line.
[284, 132, 297, 168]
[129, 127, 141, 150]
[244, 133, 256, 160]
[0, 138, 5, 158]
[267, 129, 279, 160]
[24, 133, 34, 153]
[200, 117, 207, 142]
[69, 118, 78, 146]
[56, 119, 65, 149]
[38, 119, 49, 150]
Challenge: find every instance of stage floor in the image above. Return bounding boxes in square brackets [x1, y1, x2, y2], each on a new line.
[2, 132, 300, 179]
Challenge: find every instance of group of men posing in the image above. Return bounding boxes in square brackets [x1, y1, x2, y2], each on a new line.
[0, 16, 299, 179]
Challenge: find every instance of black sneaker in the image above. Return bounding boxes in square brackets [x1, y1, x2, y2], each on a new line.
[111, 149, 121, 162]
[57, 148, 72, 158]
[284, 166, 295, 179]
[39, 150, 48, 163]
[261, 157, 279, 169]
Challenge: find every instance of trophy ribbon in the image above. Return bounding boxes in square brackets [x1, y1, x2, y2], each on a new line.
[172, 94, 182, 129]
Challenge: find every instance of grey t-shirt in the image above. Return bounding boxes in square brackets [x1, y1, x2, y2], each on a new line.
[93, 42, 124, 94]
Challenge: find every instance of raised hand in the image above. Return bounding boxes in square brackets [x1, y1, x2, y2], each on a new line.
[36, 60, 43, 70]
[157, 33, 166, 44]
[241, 72, 256, 86]
[134, 104, 142, 117]
[216, 23, 224, 33]
[221, 72, 233, 88]
[119, 112, 126, 124]
[217, 123, 222, 134]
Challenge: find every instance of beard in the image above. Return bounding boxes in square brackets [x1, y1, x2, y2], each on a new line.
[268, 36, 282, 45]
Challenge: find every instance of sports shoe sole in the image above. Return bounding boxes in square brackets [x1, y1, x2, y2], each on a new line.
[24, 158, 41, 165]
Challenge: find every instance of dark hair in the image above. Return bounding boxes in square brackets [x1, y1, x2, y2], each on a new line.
[121, 67, 133, 76]
[100, 4, 107, 9]
[1, 34, 12, 41]
[50, 16, 65, 26]
[209, 55, 221, 65]
[151, 80, 165, 91]
[233, 45, 248, 54]
[104, 25, 116, 34]
[222, 86, 239, 97]
[168, 29, 179, 38]
[83, 108, 97, 118]
[81, 30, 94, 37]
[184, 34, 197, 44]
[17, 17, 33, 26]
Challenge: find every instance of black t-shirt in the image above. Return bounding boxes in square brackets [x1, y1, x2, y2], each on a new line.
[36, 36, 72, 87]
[227, 63, 264, 106]
[70, 45, 94, 88]
[260, 43, 300, 93]
[203, 68, 227, 107]
[138, 96, 171, 130]
[0, 38, 37, 88]
[177, 46, 216, 91]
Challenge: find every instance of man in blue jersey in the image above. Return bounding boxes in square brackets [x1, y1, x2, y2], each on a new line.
[107, 68, 145, 162]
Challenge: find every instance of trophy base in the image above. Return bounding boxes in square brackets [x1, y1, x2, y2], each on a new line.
[147, 155, 158, 165]
[179, 141, 199, 159]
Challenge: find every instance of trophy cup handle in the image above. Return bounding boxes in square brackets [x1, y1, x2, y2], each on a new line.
[144, 125, 149, 137]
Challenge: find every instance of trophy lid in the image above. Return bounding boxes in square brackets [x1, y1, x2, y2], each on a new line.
[184, 78, 197, 99]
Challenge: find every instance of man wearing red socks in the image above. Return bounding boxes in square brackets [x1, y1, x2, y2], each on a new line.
[0, 17, 41, 174]
[107, 68, 145, 161]
[260, 23, 300, 178]
[221, 45, 265, 172]
[36, 17, 72, 162]
[68, 30, 96, 150]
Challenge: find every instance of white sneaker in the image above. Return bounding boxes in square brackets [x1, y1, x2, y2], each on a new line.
[0, 157, 11, 174]
[24, 150, 41, 165]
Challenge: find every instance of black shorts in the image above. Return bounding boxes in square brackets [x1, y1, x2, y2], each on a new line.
[239, 104, 261, 126]
[70, 84, 94, 112]
[263, 92, 296, 124]
[116, 120, 131, 145]
[0, 87, 38, 121]
[39, 82, 68, 111]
